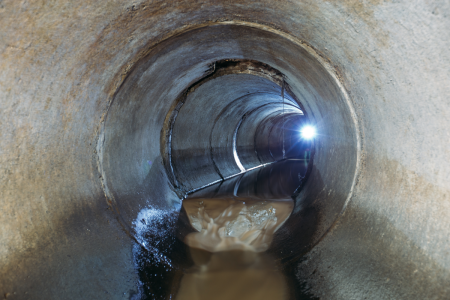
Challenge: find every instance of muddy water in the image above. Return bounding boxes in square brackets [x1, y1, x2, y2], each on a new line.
[133, 159, 317, 299]
[176, 198, 293, 300]
[183, 198, 294, 253]
[177, 250, 288, 300]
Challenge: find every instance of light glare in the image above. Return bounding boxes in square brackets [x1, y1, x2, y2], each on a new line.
[301, 126, 316, 139]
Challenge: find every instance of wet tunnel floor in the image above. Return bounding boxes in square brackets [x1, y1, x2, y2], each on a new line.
[133, 159, 318, 299]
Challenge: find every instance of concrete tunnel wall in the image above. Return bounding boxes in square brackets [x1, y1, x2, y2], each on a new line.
[0, 1, 449, 299]
[99, 23, 357, 266]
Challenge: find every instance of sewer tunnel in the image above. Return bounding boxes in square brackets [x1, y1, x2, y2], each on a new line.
[0, 1, 449, 299]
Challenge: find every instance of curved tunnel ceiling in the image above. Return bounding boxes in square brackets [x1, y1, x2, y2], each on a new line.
[169, 67, 303, 192]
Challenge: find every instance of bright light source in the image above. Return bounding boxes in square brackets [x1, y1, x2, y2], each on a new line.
[300, 125, 316, 139]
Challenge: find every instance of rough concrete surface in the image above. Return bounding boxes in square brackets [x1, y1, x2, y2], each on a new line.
[1, 0, 449, 299]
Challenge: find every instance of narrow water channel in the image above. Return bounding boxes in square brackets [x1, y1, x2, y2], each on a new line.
[133, 159, 317, 299]
[177, 197, 293, 300]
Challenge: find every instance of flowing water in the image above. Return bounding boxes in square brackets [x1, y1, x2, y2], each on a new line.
[132, 159, 317, 299]
[177, 197, 293, 300]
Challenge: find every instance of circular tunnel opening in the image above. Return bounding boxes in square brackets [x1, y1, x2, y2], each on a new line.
[162, 59, 312, 194]
[97, 22, 359, 299]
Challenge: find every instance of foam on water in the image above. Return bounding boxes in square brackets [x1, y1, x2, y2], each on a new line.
[132, 207, 179, 267]
[183, 198, 294, 253]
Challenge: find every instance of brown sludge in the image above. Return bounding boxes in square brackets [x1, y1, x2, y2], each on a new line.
[176, 198, 294, 300]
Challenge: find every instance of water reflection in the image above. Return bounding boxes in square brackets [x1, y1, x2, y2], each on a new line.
[176, 250, 288, 300]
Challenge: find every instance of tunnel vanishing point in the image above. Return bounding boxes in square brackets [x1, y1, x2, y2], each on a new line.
[1, 1, 450, 299]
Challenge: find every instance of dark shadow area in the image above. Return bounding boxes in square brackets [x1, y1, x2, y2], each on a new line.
[133, 205, 196, 300]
